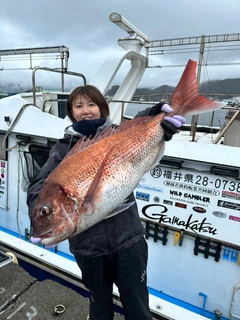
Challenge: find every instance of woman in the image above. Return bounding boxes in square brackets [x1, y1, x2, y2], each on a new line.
[27, 85, 185, 320]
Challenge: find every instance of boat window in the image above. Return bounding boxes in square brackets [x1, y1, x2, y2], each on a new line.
[57, 94, 69, 119]
[22, 144, 51, 191]
[0, 134, 7, 161]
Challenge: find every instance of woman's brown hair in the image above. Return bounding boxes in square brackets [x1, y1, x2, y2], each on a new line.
[65, 85, 110, 122]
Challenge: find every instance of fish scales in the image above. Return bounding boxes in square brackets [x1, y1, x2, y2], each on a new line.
[32, 113, 165, 244]
[85, 116, 166, 214]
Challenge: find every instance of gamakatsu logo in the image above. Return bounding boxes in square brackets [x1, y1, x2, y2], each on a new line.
[137, 184, 162, 193]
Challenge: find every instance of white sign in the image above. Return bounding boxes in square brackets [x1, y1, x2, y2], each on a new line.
[135, 163, 240, 246]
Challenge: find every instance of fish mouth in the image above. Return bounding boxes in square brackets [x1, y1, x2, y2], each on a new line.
[34, 203, 77, 245]
[40, 227, 76, 245]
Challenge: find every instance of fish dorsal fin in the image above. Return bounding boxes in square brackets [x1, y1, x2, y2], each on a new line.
[169, 59, 226, 116]
[64, 116, 151, 160]
[113, 116, 151, 133]
[63, 126, 117, 160]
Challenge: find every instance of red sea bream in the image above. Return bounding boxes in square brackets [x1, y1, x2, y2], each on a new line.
[31, 59, 225, 245]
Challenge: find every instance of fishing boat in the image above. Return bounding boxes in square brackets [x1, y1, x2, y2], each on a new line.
[0, 12, 240, 320]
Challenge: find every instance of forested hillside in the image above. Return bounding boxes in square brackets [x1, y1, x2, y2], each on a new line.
[106, 78, 240, 101]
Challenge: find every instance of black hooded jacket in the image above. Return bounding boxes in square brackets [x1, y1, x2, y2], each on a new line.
[27, 108, 155, 258]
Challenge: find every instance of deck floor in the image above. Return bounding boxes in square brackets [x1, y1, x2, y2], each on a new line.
[0, 262, 126, 320]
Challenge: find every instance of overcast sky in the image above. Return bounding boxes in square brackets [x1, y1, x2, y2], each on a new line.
[0, 0, 240, 92]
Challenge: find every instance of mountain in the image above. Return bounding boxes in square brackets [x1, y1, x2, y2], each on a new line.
[199, 78, 240, 95]
[106, 78, 240, 101]
[1, 78, 240, 98]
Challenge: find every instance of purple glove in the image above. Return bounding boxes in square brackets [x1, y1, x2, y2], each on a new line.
[164, 115, 186, 128]
[150, 103, 186, 126]
[162, 104, 186, 127]
[30, 236, 41, 244]
[149, 102, 186, 140]
[161, 103, 173, 113]
[44, 244, 57, 250]
[161, 104, 186, 141]
[30, 236, 57, 250]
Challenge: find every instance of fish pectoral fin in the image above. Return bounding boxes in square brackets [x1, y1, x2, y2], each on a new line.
[59, 185, 82, 211]
[81, 200, 93, 215]
[104, 201, 135, 220]
[83, 148, 114, 205]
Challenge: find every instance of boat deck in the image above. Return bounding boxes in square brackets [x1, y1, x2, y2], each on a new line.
[0, 232, 216, 320]
[0, 262, 126, 320]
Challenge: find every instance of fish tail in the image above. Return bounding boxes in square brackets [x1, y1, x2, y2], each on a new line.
[169, 59, 226, 116]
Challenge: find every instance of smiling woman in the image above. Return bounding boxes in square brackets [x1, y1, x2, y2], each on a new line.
[0, 5, 240, 320]
[65, 86, 109, 122]
[71, 95, 101, 121]
[26, 75, 185, 320]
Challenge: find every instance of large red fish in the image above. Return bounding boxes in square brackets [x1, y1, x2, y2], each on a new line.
[31, 60, 225, 245]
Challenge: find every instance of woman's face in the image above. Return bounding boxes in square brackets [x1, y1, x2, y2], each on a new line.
[72, 94, 101, 121]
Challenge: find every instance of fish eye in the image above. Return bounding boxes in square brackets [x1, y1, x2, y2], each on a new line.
[39, 206, 52, 217]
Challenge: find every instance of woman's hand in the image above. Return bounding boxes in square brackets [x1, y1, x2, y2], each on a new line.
[30, 236, 57, 250]
[149, 103, 186, 141]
